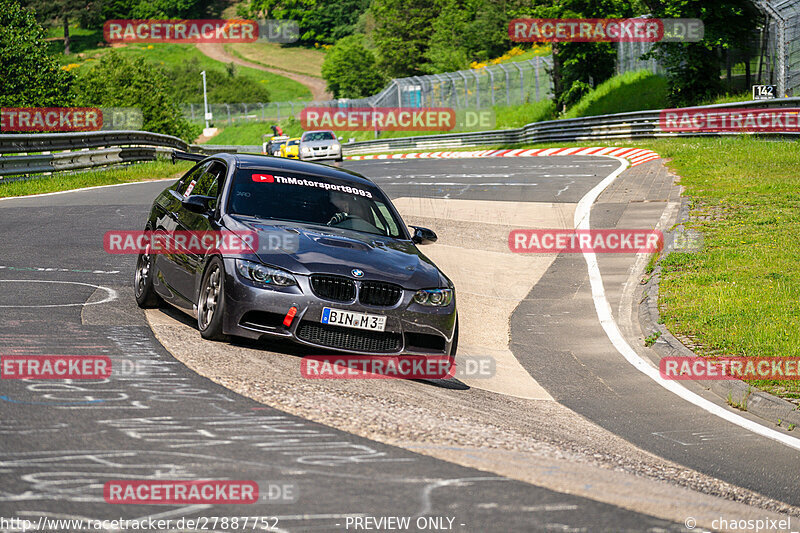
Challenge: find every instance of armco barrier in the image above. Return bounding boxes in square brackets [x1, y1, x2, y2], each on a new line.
[2, 98, 799, 178]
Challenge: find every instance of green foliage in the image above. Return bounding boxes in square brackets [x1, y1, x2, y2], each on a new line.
[0, 0, 74, 107]
[423, 0, 510, 73]
[240, 0, 369, 45]
[101, 0, 208, 21]
[72, 52, 200, 141]
[640, 0, 761, 106]
[321, 34, 386, 98]
[508, 0, 642, 110]
[160, 57, 271, 104]
[370, 0, 439, 77]
[564, 70, 669, 118]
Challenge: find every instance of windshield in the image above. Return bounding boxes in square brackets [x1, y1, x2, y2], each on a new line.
[287, 139, 299, 146]
[302, 131, 335, 142]
[229, 169, 405, 239]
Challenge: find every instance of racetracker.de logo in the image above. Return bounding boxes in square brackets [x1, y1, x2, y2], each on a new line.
[509, 18, 703, 43]
[104, 480, 258, 504]
[509, 229, 663, 253]
[301, 355, 456, 380]
[0, 107, 142, 132]
[660, 108, 800, 133]
[1, 356, 111, 379]
[300, 107, 457, 131]
[103, 19, 299, 43]
[104, 230, 258, 255]
[660, 357, 800, 381]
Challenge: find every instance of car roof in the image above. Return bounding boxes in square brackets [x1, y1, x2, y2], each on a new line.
[219, 153, 376, 187]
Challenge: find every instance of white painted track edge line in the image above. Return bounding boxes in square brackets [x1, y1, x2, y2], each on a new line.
[575, 156, 800, 452]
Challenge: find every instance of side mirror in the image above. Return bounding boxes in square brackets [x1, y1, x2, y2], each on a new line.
[337, 136, 343, 141]
[182, 195, 213, 214]
[410, 226, 437, 245]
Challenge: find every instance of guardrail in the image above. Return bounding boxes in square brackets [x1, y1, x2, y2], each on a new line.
[342, 98, 800, 154]
[0, 131, 191, 180]
[2, 98, 799, 179]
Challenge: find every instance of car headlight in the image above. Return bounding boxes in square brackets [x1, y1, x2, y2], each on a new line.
[300, 146, 311, 154]
[413, 288, 453, 307]
[236, 259, 297, 288]
[330, 144, 340, 152]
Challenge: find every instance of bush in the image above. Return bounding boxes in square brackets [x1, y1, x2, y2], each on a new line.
[321, 34, 386, 99]
[0, 0, 74, 107]
[161, 58, 271, 104]
[72, 52, 200, 141]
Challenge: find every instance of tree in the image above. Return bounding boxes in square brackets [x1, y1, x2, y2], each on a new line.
[509, 0, 643, 110]
[239, 0, 369, 45]
[100, 0, 208, 20]
[72, 52, 199, 141]
[0, 0, 74, 107]
[640, 0, 761, 106]
[369, 0, 439, 77]
[19, 0, 99, 54]
[321, 34, 386, 98]
[424, 0, 510, 73]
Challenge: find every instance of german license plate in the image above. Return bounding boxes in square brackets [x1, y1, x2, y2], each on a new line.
[321, 307, 386, 332]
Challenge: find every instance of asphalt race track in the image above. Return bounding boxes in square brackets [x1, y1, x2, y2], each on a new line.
[0, 156, 798, 532]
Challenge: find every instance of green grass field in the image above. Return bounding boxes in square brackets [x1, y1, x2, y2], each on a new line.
[224, 43, 327, 78]
[646, 137, 800, 400]
[48, 28, 311, 102]
[0, 160, 192, 198]
[564, 70, 670, 119]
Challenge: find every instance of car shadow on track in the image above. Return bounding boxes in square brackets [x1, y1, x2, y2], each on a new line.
[153, 304, 470, 392]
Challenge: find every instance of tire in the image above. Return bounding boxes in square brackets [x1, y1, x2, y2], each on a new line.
[197, 257, 228, 341]
[335, 155, 343, 162]
[133, 247, 161, 308]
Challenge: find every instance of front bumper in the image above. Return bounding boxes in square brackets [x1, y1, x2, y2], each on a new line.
[220, 258, 456, 356]
[300, 147, 341, 161]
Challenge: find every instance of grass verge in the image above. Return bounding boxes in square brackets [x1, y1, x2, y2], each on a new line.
[0, 160, 192, 198]
[563, 70, 670, 119]
[649, 136, 800, 400]
[224, 43, 326, 78]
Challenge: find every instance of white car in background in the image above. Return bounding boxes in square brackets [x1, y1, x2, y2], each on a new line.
[299, 130, 343, 162]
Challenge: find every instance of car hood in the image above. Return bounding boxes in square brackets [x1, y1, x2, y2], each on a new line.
[225, 215, 446, 288]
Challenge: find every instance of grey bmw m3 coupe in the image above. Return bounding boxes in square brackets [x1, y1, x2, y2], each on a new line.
[134, 152, 458, 357]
